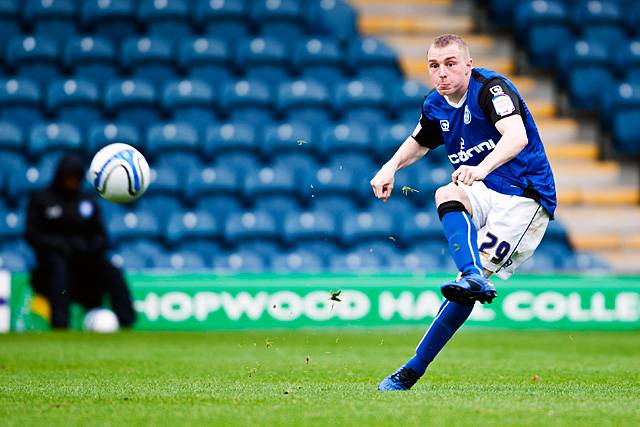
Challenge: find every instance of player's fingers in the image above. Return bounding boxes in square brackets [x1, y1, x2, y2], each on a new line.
[381, 184, 393, 202]
[451, 169, 459, 184]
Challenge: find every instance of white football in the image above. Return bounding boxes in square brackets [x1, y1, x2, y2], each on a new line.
[89, 143, 150, 203]
[83, 308, 120, 333]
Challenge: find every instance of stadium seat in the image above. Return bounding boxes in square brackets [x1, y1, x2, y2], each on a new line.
[302, 164, 355, 203]
[347, 37, 402, 85]
[305, 0, 357, 43]
[399, 209, 442, 247]
[291, 37, 345, 89]
[219, 79, 273, 124]
[165, 209, 220, 246]
[319, 121, 371, 160]
[253, 196, 301, 220]
[162, 79, 216, 127]
[0, 1, 20, 45]
[374, 121, 415, 162]
[115, 239, 164, 262]
[234, 240, 282, 259]
[27, 122, 82, 159]
[616, 40, 640, 82]
[571, 0, 625, 47]
[46, 78, 101, 125]
[271, 249, 325, 273]
[145, 121, 199, 158]
[333, 79, 387, 123]
[564, 251, 609, 272]
[177, 37, 233, 88]
[135, 195, 183, 222]
[389, 80, 428, 122]
[224, 210, 278, 245]
[149, 250, 208, 270]
[107, 209, 162, 244]
[193, 0, 250, 41]
[0, 121, 24, 154]
[177, 240, 221, 260]
[282, 209, 337, 246]
[121, 36, 176, 88]
[0, 249, 30, 272]
[184, 164, 239, 205]
[213, 249, 267, 274]
[271, 152, 319, 185]
[196, 195, 243, 224]
[386, 247, 442, 273]
[0, 208, 24, 243]
[328, 249, 383, 273]
[251, 0, 304, 39]
[154, 151, 204, 176]
[243, 165, 297, 201]
[203, 120, 258, 162]
[109, 247, 150, 270]
[6, 36, 60, 85]
[612, 104, 640, 156]
[137, 0, 191, 39]
[411, 163, 451, 198]
[104, 79, 160, 128]
[63, 36, 118, 83]
[556, 39, 615, 111]
[146, 164, 182, 199]
[24, 0, 77, 42]
[214, 152, 262, 178]
[81, 0, 138, 44]
[367, 196, 416, 224]
[341, 209, 394, 247]
[87, 121, 142, 154]
[262, 120, 316, 160]
[0, 78, 42, 128]
[515, 0, 571, 69]
[234, 36, 290, 87]
[277, 78, 332, 125]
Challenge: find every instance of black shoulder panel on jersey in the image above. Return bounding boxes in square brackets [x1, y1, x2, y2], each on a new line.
[477, 77, 525, 125]
[412, 114, 444, 149]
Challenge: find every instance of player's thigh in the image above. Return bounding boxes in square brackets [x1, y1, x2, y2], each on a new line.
[458, 181, 493, 229]
[478, 196, 549, 280]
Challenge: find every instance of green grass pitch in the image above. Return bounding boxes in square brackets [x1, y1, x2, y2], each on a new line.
[0, 330, 638, 426]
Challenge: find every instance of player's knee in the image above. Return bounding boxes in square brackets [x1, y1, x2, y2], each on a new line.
[434, 183, 465, 206]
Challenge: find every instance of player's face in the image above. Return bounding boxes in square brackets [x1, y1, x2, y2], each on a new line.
[427, 44, 472, 100]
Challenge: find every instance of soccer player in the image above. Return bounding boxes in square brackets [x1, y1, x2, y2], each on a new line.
[371, 34, 556, 391]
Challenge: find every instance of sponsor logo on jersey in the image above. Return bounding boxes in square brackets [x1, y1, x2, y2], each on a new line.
[492, 93, 515, 117]
[448, 139, 496, 164]
[439, 120, 450, 132]
[464, 105, 471, 125]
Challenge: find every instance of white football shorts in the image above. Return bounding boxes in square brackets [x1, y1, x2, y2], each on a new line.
[459, 181, 550, 280]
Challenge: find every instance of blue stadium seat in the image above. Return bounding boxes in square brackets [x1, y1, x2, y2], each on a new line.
[291, 37, 345, 89]
[24, 0, 77, 42]
[374, 121, 414, 162]
[410, 162, 450, 198]
[63, 36, 118, 83]
[115, 239, 164, 262]
[367, 195, 416, 224]
[564, 251, 609, 272]
[184, 164, 239, 205]
[319, 121, 371, 160]
[389, 80, 428, 122]
[271, 249, 325, 273]
[104, 79, 159, 128]
[162, 79, 215, 127]
[329, 249, 383, 273]
[107, 208, 162, 243]
[146, 164, 182, 199]
[203, 120, 258, 160]
[214, 152, 262, 178]
[486, 0, 519, 28]
[234, 240, 282, 259]
[0, 1, 20, 45]
[571, 0, 625, 47]
[165, 209, 220, 246]
[137, 0, 191, 39]
[87, 121, 141, 154]
[386, 247, 442, 273]
[193, 0, 249, 41]
[557, 39, 614, 111]
[178, 37, 233, 88]
[224, 210, 278, 245]
[149, 250, 208, 270]
[0, 209, 25, 242]
[6, 36, 60, 85]
[628, 1, 640, 36]
[293, 240, 339, 259]
[235, 36, 290, 87]
[611, 85, 640, 155]
[121, 36, 175, 88]
[154, 151, 204, 175]
[28, 122, 82, 159]
[220, 79, 273, 124]
[196, 195, 243, 224]
[277, 78, 332, 125]
[262, 120, 316, 160]
[616, 40, 640, 82]
[518, 250, 559, 273]
[341, 209, 394, 247]
[271, 152, 319, 185]
[333, 79, 387, 123]
[515, 0, 571, 69]
[0, 249, 30, 272]
[145, 121, 199, 158]
[135, 195, 183, 221]
[81, 0, 137, 44]
[253, 196, 300, 219]
[0, 121, 24, 154]
[109, 247, 150, 270]
[399, 209, 442, 246]
[282, 209, 337, 246]
[251, 0, 304, 39]
[243, 164, 297, 201]
[305, 0, 357, 43]
[347, 37, 402, 85]
[0, 78, 42, 128]
[213, 249, 267, 274]
[177, 240, 221, 260]
[303, 164, 354, 202]
[46, 78, 101, 125]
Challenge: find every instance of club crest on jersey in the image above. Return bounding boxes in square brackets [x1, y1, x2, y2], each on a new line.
[464, 105, 471, 125]
[439, 120, 450, 132]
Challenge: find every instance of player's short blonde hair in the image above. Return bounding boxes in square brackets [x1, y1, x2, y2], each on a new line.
[429, 34, 470, 60]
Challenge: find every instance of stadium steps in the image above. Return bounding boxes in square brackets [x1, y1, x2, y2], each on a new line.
[352, 0, 640, 272]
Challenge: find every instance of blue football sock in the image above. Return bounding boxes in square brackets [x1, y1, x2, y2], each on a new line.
[437, 201, 484, 277]
[405, 299, 474, 375]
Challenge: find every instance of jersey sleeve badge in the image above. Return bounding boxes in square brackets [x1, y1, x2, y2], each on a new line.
[492, 93, 515, 117]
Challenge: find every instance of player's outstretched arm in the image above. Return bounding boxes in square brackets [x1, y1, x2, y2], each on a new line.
[371, 136, 428, 202]
[452, 115, 528, 185]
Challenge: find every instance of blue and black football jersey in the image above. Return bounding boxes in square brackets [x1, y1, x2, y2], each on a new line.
[412, 67, 557, 217]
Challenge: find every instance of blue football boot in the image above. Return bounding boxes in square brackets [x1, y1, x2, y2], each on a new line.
[377, 366, 421, 391]
[440, 272, 497, 305]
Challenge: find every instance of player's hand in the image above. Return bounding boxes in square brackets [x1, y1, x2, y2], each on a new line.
[452, 165, 488, 186]
[370, 165, 396, 202]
